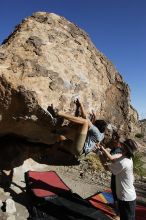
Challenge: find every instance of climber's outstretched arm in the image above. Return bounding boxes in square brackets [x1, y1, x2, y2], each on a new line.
[75, 99, 96, 124]
[77, 99, 87, 119]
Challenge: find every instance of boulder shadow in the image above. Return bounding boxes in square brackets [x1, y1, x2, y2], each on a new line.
[0, 134, 79, 172]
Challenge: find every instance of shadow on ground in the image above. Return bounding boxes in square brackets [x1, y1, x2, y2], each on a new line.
[0, 134, 80, 219]
[0, 134, 79, 171]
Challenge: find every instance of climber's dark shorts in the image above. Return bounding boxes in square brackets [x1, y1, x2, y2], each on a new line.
[73, 133, 86, 156]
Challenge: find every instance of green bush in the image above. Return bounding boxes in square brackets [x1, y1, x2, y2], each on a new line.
[135, 133, 144, 138]
[133, 152, 145, 178]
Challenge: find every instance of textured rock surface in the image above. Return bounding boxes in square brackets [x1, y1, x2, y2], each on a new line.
[0, 12, 138, 145]
[140, 119, 146, 137]
[129, 105, 141, 135]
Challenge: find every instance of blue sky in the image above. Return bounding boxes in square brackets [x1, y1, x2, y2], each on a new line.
[0, 0, 146, 119]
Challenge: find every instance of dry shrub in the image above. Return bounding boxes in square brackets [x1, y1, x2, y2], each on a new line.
[84, 153, 104, 171]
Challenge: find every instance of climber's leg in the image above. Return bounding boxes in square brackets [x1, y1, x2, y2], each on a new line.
[57, 112, 89, 156]
[72, 119, 88, 156]
[58, 112, 88, 125]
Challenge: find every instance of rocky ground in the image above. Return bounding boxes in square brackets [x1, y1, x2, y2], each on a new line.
[0, 152, 111, 220]
[0, 137, 146, 220]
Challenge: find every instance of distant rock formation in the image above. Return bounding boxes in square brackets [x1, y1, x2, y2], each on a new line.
[129, 105, 141, 135]
[0, 12, 138, 146]
[140, 119, 146, 138]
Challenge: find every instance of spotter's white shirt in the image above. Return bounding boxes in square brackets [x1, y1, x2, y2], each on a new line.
[110, 156, 136, 201]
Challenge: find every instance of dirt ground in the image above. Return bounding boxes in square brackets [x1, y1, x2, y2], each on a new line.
[0, 138, 146, 220]
[0, 148, 112, 220]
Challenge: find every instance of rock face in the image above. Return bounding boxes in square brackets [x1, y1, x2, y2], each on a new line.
[129, 105, 141, 135]
[140, 119, 146, 137]
[0, 12, 138, 146]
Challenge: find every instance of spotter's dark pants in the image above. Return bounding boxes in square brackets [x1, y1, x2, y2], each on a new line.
[111, 174, 117, 202]
[118, 199, 136, 220]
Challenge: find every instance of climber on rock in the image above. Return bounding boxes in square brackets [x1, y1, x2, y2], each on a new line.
[47, 99, 113, 156]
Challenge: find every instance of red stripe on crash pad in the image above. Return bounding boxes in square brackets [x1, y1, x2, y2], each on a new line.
[87, 193, 116, 217]
[27, 171, 70, 198]
[136, 205, 146, 220]
[87, 191, 146, 219]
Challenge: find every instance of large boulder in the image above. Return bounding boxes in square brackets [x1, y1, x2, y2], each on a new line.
[0, 12, 138, 145]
